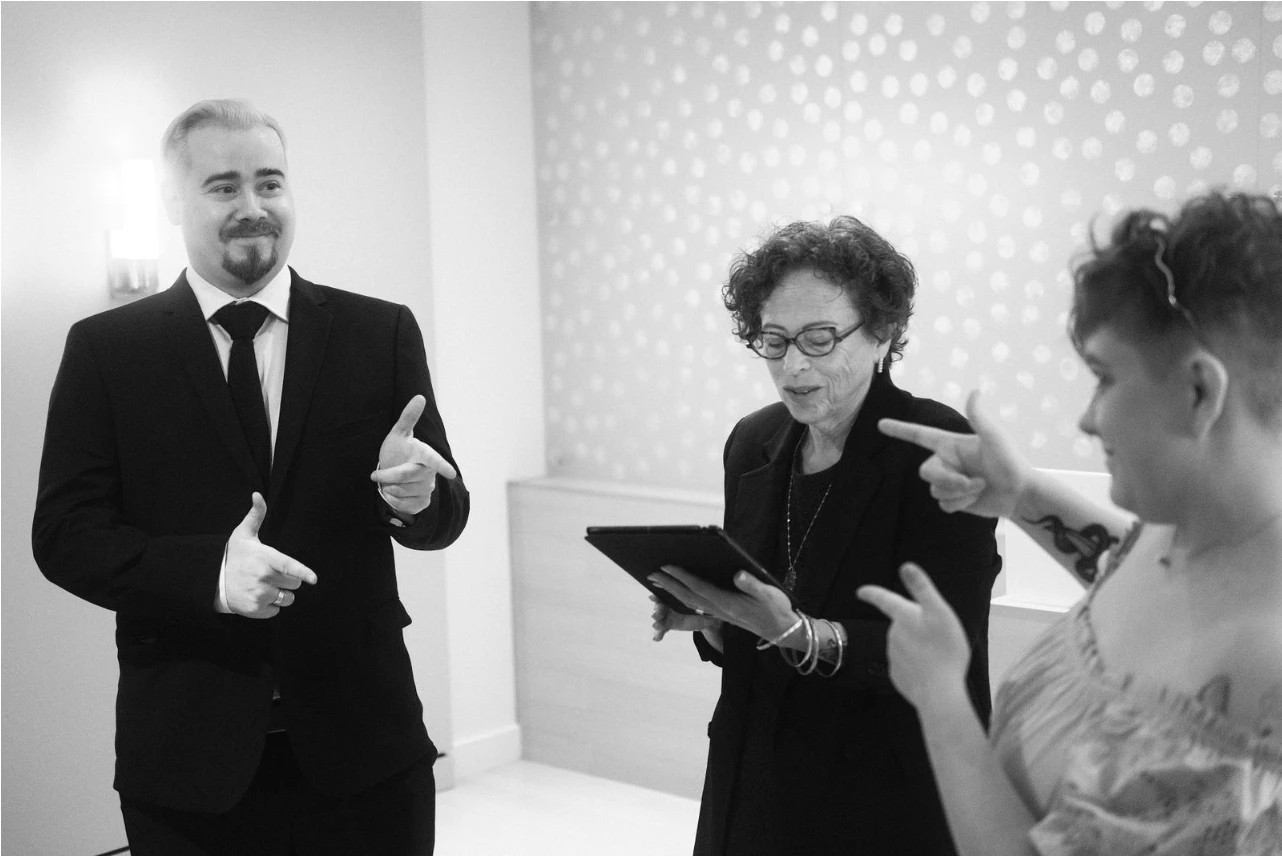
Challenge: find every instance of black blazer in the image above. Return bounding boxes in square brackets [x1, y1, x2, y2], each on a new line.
[693, 373, 1000, 855]
[32, 270, 469, 813]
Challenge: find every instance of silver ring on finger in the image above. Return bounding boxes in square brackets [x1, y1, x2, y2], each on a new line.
[273, 589, 288, 607]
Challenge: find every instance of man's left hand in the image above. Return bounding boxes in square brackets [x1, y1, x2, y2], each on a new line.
[370, 395, 458, 517]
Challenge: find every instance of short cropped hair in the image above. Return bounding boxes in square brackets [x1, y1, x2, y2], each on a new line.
[160, 98, 286, 180]
[722, 216, 916, 363]
[1070, 190, 1282, 424]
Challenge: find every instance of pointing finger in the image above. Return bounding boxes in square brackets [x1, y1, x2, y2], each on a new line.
[413, 444, 458, 480]
[267, 550, 318, 586]
[370, 456, 457, 485]
[878, 418, 965, 455]
[371, 443, 458, 483]
[370, 461, 428, 485]
[391, 395, 427, 437]
[856, 583, 917, 621]
[898, 563, 948, 613]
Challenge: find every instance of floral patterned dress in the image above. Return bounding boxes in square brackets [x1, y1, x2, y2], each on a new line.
[990, 526, 1282, 855]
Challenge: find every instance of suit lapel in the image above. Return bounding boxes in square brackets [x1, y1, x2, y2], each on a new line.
[165, 273, 265, 489]
[269, 271, 331, 499]
[730, 416, 803, 575]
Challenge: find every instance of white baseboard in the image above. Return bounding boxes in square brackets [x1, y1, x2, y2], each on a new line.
[448, 724, 523, 781]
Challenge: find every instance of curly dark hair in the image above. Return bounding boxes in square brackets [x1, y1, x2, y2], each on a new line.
[722, 216, 916, 363]
[1070, 190, 1282, 423]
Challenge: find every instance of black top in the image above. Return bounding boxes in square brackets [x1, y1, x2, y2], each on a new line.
[779, 443, 837, 592]
[692, 372, 1001, 856]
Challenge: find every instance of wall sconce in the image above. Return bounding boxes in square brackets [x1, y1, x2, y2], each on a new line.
[107, 158, 160, 298]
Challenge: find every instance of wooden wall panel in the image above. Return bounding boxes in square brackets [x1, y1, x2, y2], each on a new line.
[509, 478, 725, 799]
[509, 477, 1069, 799]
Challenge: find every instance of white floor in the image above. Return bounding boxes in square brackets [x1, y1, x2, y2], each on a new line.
[435, 761, 701, 855]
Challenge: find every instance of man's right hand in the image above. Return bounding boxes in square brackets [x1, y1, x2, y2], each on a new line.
[223, 492, 318, 618]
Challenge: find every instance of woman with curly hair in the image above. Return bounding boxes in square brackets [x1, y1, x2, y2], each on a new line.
[861, 190, 1282, 854]
[649, 216, 1002, 854]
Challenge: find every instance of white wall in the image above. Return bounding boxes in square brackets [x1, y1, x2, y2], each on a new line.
[420, 1, 545, 781]
[0, 3, 535, 852]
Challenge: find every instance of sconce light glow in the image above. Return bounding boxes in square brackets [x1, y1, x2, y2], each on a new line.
[108, 157, 160, 298]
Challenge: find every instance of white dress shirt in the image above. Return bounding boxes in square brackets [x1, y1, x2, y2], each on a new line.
[187, 266, 291, 455]
[186, 266, 291, 615]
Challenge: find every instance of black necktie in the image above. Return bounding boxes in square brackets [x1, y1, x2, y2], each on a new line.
[213, 302, 272, 488]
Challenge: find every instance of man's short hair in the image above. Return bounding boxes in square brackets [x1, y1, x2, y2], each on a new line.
[160, 99, 286, 180]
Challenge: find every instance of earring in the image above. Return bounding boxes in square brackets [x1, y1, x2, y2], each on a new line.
[876, 355, 886, 374]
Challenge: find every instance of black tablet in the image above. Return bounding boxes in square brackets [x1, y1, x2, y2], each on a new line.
[584, 524, 794, 615]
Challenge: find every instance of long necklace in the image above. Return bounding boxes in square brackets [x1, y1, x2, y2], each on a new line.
[784, 432, 833, 591]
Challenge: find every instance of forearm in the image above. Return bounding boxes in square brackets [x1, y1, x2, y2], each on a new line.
[1013, 470, 1134, 585]
[916, 685, 1038, 856]
[34, 506, 226, 621]
[388, 306, 469, 551]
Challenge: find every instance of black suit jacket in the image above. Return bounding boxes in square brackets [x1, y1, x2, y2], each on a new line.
[693, 373, 1000, 855]
[32, 270, 469, 813]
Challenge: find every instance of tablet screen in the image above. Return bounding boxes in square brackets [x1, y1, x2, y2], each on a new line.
[584, 525, 793, 614]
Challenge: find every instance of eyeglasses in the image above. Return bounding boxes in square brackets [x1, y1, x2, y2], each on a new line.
[747, 321, 865, 360]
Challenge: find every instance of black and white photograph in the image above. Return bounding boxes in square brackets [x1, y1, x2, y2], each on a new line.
[3, 2, 1280, 854]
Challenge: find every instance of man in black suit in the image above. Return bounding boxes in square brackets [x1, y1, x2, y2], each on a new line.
[32, 99, 468, 855]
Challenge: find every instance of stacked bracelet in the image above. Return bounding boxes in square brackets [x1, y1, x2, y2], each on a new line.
[798, 615, 821, 675]
[754, 615, 805, 651]
[776, 614, 846, 677]
[780, 614, 822, 675]
[814, 618, 847, 678]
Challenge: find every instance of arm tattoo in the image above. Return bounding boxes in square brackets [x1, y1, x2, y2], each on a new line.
[1023, 515, 1119, 582]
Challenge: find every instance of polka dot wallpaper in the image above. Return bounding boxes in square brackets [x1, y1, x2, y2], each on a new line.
[532, 1, 1282, 491]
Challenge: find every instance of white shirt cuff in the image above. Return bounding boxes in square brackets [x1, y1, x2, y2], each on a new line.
[217, 541, 232, 614]
[378, 485, 416, 527]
